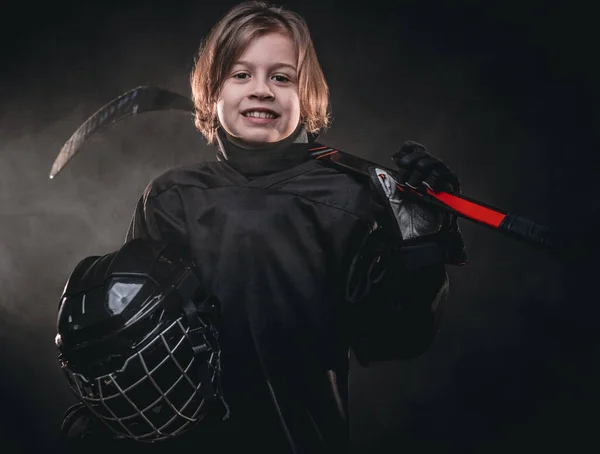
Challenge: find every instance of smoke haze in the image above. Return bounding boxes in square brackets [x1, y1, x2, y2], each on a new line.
[1, 1, 598, 452]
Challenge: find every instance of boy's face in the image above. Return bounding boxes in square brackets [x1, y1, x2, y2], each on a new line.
[217, 32, 301, 147]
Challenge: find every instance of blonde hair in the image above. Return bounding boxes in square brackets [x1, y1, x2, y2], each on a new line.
[190, 1, 330, 144]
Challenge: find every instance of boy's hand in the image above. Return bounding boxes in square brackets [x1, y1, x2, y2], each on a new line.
[392, 141, 460, 193]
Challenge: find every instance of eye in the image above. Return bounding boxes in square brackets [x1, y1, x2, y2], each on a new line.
[233, 72, 250, 80]
[272, 74, 291, 83]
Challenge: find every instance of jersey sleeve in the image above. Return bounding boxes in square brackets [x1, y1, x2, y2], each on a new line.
[344, 163, 470, 366]
[345, 224, 452, 366]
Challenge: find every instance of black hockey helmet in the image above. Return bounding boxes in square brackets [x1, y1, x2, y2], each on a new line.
[55, 238, 229, 442]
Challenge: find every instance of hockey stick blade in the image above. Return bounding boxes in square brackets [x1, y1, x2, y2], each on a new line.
[49, 86, 195, 179]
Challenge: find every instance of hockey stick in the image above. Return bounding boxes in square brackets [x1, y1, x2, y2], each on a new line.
[308, 145, 566, 253]
[49, 86, 568, 255]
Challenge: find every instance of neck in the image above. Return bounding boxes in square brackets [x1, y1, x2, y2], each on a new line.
[221, 124, 307, 153]
[216, 124, 311, 179]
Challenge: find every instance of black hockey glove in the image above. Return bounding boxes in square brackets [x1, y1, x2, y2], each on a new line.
[392, 141, 460, 193]
[367, 140, 468, 265]
[60, 403, 131, 453]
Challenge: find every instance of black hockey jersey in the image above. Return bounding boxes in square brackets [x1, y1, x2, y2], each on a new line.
[120, 129, 458, 454]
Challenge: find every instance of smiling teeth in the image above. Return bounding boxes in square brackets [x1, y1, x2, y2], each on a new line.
[245, 111, 275, 118]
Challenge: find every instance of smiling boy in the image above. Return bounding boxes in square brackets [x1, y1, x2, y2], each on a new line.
[60, 2, 466, 453]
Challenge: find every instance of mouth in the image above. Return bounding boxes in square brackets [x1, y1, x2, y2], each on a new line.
[241, 108, 280, 119]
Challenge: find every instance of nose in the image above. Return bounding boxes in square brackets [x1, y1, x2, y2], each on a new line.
[249, 75, 274, 100]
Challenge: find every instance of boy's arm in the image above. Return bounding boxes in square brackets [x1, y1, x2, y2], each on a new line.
[346, 226, 453, 366]
[347, 142, 467, 366]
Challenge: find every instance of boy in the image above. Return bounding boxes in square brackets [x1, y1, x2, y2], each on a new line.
[60, 1, 466, 453]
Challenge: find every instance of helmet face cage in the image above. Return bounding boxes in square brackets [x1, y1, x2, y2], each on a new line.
[61, 314, 223, 442]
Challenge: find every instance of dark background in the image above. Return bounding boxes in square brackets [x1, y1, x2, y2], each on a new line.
[1, 0, 598, 452]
